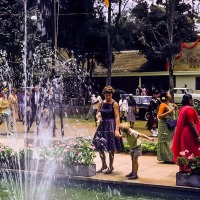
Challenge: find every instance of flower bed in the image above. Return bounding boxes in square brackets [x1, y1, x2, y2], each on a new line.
[35, 137, 96, 166]
[177, 150, 200, 175]
[0, 138, 96, 177]
[0, 143, 33, 170]
[176, 150, 200, 188]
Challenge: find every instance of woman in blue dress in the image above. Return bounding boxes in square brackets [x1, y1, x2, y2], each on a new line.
[93, 86, 124, 174]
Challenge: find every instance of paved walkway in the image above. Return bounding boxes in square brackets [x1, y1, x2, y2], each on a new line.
[0, 120, 198, 192]
[93, 153, 177, 187]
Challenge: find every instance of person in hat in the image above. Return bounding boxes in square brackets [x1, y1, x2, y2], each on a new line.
[127, 94, 136, 128]
[146, 90, 160, 137]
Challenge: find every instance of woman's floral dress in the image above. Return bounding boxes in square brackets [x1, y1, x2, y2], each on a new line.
[93, 101, 124, 152]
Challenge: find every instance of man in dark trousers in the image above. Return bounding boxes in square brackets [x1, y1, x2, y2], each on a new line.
[40, 89, 56, 136]
[146, 90, 160, 137]
[28, 84, 44, 133]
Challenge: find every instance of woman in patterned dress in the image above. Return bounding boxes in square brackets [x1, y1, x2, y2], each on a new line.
[157, 91, 178, 162]
[127, 94, 136, 128]
[93, 86, 124, 174]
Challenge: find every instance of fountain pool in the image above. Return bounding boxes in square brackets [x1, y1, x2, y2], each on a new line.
[0, 174, 199, 200]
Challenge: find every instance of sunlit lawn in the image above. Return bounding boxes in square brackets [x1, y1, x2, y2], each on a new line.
[64, 116, 157, 143]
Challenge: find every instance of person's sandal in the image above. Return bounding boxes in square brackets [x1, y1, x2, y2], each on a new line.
[96, 165, 107, 173]
[125, 172, 134, 177]
[105, 167, 114, 174]
[128, 174, 138, 180]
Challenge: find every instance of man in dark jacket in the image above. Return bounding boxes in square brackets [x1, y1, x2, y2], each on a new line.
[146, 90, 160, 137]
[28, 84, 44, 132]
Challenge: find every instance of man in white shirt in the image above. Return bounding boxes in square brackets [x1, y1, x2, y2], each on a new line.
[91, 92, 102, 126]
[136, 86, 141, 96]
[141, 85, 147, 96]
[119, 94, 128, 123]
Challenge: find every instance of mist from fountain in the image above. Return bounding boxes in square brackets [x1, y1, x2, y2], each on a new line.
[0, 0, 98, 199]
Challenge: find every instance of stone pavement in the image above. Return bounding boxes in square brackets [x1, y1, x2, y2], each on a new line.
[93, 152, 177, 187]
[0, 120, 198, 192]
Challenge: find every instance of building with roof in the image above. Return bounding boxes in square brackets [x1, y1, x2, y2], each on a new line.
[92, 39, 200, 94]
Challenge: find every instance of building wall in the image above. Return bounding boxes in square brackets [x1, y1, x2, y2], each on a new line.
[176, 75, 195, 89]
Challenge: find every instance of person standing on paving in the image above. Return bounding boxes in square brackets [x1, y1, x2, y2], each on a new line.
[28, 84, 44, 133]
[127, 94, 136, 128]
[118, 122, 154, 179]
[119, 94, 128, 123]
[93, 86, 124, 174]
[146, 90, 160, 137]
[91, 92, 102, 127]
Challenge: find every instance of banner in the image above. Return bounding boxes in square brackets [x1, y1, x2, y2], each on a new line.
[173, 39, 200, 71]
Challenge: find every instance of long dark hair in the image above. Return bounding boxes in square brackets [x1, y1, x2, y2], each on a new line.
[182, 94, 192, 106]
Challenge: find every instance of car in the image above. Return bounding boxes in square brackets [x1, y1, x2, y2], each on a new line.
[120, 94, 152, 120]
[133, 96, 152, 120]
[113, 89, 127, 102]
[172, 88, 200, 106]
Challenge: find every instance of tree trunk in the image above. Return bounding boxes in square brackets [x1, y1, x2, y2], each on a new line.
[166, 0, 175, 101]
[168, 56, 174, 100]
[106, 0, 112, 86]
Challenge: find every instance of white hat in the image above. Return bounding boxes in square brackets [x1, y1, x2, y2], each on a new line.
[129, 93, 133, 96]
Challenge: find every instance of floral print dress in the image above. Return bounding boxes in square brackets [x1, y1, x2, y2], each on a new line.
[157, 103, 176, 162]
[93, 101, 124, 152]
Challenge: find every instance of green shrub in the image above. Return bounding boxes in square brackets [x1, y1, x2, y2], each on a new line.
[142, 142, 157, 154]
[123, 141, 130, 153]
[123, 141, 157, 154]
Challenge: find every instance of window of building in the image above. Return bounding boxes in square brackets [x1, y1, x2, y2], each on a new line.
[196, 77, 200, 90]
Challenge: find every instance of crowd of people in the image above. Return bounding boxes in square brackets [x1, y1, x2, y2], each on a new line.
[92, 85, 200, 179]
[0, 82, 56, 135]
[1, 81, 200, 180]
[135, 84, 155, 96]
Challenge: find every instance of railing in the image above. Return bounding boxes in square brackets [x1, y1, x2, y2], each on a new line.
[69, 98, 85, 106]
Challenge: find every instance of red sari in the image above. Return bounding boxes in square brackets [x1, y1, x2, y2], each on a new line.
[171, 106, 200, 162]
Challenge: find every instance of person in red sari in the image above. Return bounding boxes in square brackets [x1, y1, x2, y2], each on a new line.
[171, 94, 200, 162]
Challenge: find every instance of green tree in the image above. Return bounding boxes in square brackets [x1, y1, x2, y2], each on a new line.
[130, 0, 199, 96]
[0, 0, 23, 83]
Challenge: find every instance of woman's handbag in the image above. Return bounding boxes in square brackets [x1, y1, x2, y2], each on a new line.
[166, 119, 177, 130]
[133, 106, 139, 114]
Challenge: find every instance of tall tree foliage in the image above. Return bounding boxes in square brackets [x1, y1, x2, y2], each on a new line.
[57, 0, 108, 77]
[130, 0, 199, 95]
[131, 0, 198, 64]
[95, 0, 131, 85]
[0, 0, 23, 82]
[0, 0, 53, 86]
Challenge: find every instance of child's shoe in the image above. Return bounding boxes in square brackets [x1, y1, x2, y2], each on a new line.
[128, 173, 138, 180]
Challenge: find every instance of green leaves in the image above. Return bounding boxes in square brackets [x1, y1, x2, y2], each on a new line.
[123, 141, 157, 154]
[130, 1, 198, 66]
[32, 137, 96, 166]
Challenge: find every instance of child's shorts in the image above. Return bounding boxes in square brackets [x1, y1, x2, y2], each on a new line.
[130, 145, 142, 157]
